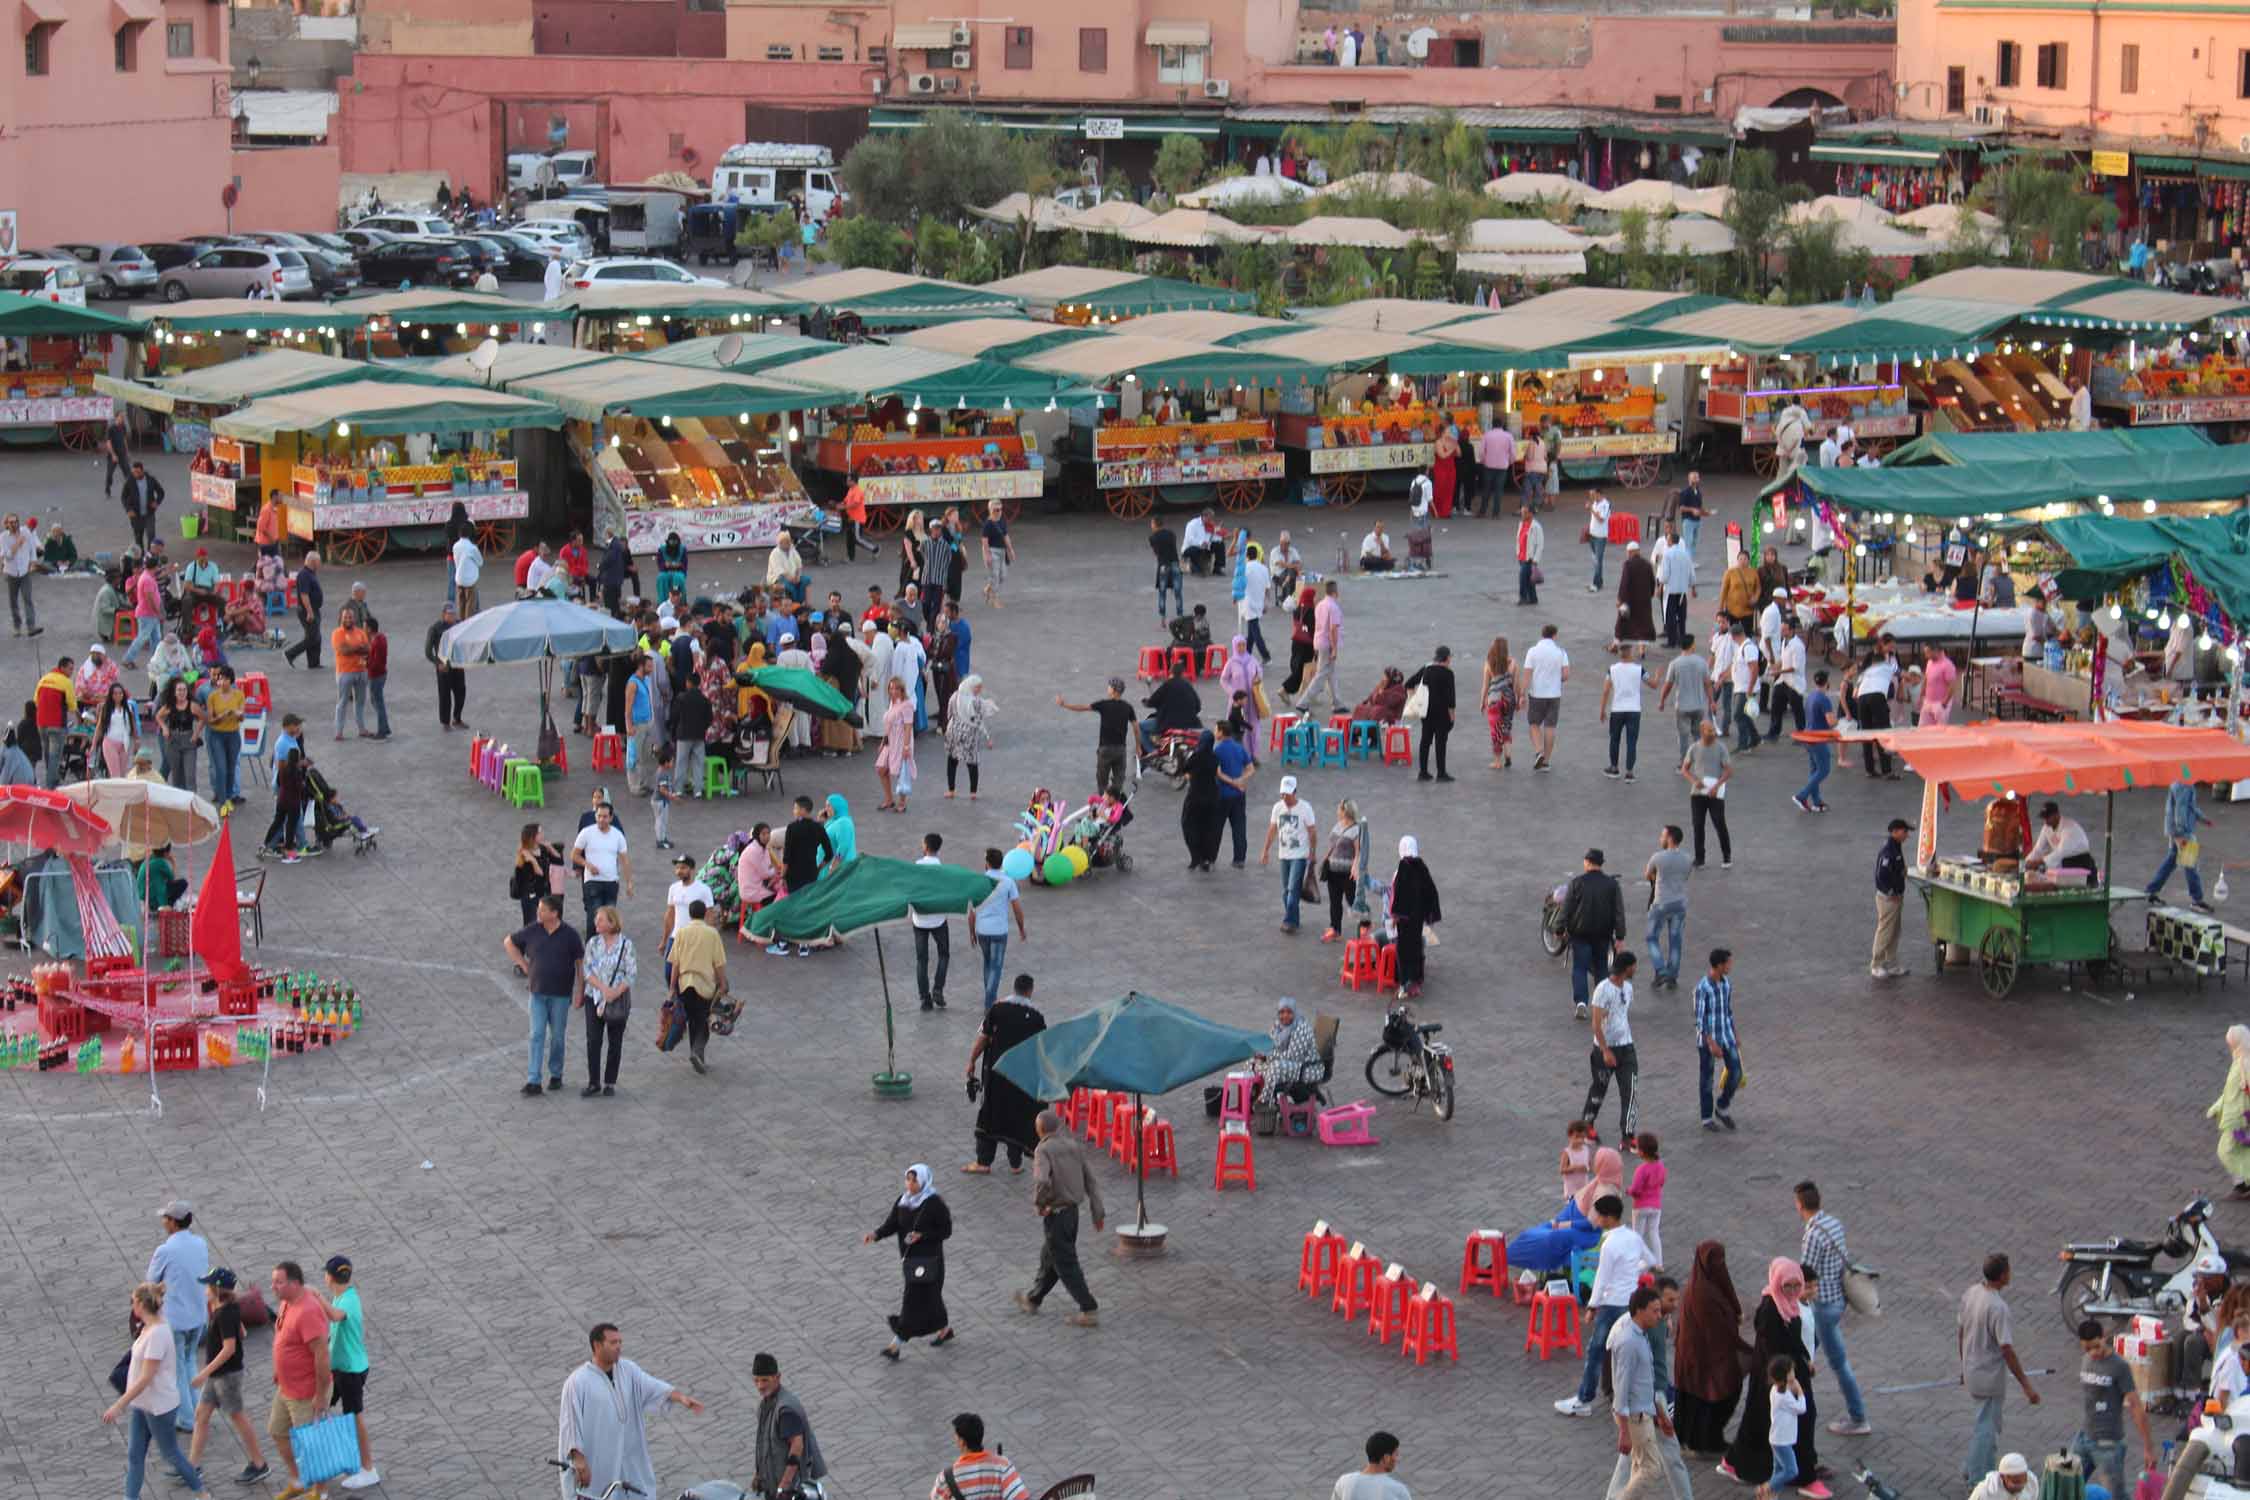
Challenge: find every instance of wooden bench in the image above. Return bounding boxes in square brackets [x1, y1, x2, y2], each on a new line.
[1994, 687, 2071, 722]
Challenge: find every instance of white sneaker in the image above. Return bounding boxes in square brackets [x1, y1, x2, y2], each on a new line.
[1553, 1395, 1596, 1417]
[342, 1469, 381, 1490]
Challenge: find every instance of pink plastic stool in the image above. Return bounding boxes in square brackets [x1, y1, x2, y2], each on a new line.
[1218, 1072, 1254, 1129]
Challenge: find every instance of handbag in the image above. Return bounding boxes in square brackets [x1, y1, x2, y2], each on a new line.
[1299, 862, 1321, 903]
[546, 857, 568, 896]
[591, 938, 631, 1022]
[1252, 679, 1271, 718]
[108, 1351, 131, 1395]
[288, 1413, 363, 1485]
[1530, 564, 1545, 586]
[1844, 1263, 1881, 1316]
[654, 996, 680, 1050]
[1402, 683, 1430, 722]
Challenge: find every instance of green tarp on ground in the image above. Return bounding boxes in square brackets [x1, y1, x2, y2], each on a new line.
[2045, 514, 2250, 624]
[1768, 446, 2250, 517]
[1884, 427, 2213, 466]
[0, 292, 143, 337]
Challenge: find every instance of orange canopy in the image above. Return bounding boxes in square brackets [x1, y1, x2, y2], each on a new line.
[1832, 720, 2250, 800]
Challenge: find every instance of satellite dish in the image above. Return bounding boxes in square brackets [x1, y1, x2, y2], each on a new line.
[715, 332, 744, 366]
[469, 337, 502, 372]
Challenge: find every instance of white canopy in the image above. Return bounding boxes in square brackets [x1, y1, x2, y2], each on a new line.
[1178, 175, 1313, 209]
[1484, 173, 1594, 208]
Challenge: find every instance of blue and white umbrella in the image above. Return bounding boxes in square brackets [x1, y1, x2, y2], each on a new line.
[435, 597, 639, 667]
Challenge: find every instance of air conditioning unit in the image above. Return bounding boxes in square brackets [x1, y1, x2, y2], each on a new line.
[949, 23, 971, 45]
[1204, 78, 1231, 99]
[870, 75, 888, 95]
[909, 72, 936, 94]
[937, 75, 960, 92]
[1971, 103, 2008, 126]
[950, 48, 972, 68]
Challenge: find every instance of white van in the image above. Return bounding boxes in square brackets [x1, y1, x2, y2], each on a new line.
[550, 150, 600, 194]
[608, 192, 684, 254]
[0, 256, 88, 306]
[711, 142, 843, 221]
[507, 152, 559, 195]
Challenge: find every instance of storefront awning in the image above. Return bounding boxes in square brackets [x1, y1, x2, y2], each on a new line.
[20, 0, 66, 28]
[127, 298, 364, 334]
[892, 23, 955, 49]
[2136, 154, 2197, 173]
[1808, 143, 1943, 166]
[96, 349, 454, 415]
[1144, 20, 1211, 47]
[2200, 160, 2250, 182]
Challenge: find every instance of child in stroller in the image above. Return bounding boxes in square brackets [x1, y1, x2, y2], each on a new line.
[303, 762, 380, 855]
[1063, 789, 1136, 874]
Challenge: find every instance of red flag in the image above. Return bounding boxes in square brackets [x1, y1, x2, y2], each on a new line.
[189, 819, 249, 986]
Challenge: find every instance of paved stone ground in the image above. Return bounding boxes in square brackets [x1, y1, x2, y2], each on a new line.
[0, 437, 2238, 1500]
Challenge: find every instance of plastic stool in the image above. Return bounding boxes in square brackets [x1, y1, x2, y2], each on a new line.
[1369, 1267, 1414, 1344]
[1316, 727, 1348, 769]
[1340, 936, 1382, 990]
[1141, 1117, 1178, 1178]
[1109, 1099, 1143, 1167]
[503, 759, 544, 808]
[1275, 1095, 1318, 1137]
[1524, 1287, 1582, 1360]
[1136, 645, 1168, 682]
[1203, 644, 1229, 677]
[1317, 1101, 1379, 1147]
[469, 734, 489, 781]
[1218, 1071, 1254, 1128]
[703, 754, 735, 799]
[1087, 1089, 1118, 1150]
[239, 672, 272, 717]
[551, 737, 570, 776]
[1268, 711, 1302, 754]
[481, 743, 506, 793]
[113, 609, 135, 642]
[1298, 1222, 1346, 1297]
[1331, 1244, 1380, 1319]
[1281, 723, 1315, 767]
[591, 732, 625, 772]
[1382, 724, 1414, 767]
[1168, 646, 1199, 680]
[1403, 1282, 1460, 1364]
[1214, 1125, 1257, 1191]
[1348, 720, 1380, 760]
[1459, 1231, 1510, 1298]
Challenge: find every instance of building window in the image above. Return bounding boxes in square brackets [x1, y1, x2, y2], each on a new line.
[1995, 39, 2020, 88]
[1079, 26, 1105, 72]
[1652, 93, 1682, 111]
[765, 43, 794, 60]
[167, 21, 194, 58]
[1004, 25, 1031, 69]
[2116, 42, 2138, 93]
[868, 45, 886, 64]
[25, 25, 50, 75]
[116, 24, 139, 72]
[816, 45, 843, 60]
[1156, 44, 1206, 85]
[2035, 41, 2066, 89]
[2239, 48, 2249, 98]
[1945, 66, 1966, 112]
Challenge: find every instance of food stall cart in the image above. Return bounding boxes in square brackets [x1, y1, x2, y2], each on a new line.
[344, 289, 547, 359]
[1829, 721, 2250, 996]
[789, 268, 1024, 334]
[975, 268, 1254, 325]
[563, 283, 812, 354]
[0, 292, 143, 449]
[129, 300, 364, 387]
[2092, 345, 2250, 431]
[209, 380, 566, 564]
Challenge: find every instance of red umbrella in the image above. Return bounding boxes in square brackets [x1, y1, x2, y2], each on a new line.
[0, 785, 113, 857]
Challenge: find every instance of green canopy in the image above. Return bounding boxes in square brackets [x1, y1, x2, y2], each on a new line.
[1049, 275, 1251, 317]
[1779, 316, 1994, 367]
[809, 277, 1022, 328]
[641, 332, 838, 374]
[0, 291, 143, 337]
[734, 665, 859, 725]
[95, 350, 460, 415]
[131, 299, 367, 334]
[485, 360, 810, 422]
[1768, 446, 2250, 517]
[211, 380, 566, 442]
[1883, 427, 2212, 466]
[334, 292, 542, 328]
[2045, 514, 2250, 623]
[762, 343, 1102, 410]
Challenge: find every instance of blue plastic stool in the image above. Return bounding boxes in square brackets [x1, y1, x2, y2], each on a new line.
[1569, 1245, 1600, 1302]
[1349, 720, 1380, 760]
[1317, 727, 1349, 769]
[1282, 723, 1315, 766]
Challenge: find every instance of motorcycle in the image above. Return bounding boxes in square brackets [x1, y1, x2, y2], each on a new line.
[2056, 1194, 2235, 1331]
[2159, 1396, 2250, 1500]
[1364, 1004, 1455, 1121]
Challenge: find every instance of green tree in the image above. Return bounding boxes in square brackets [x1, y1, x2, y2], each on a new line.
[1153, 134, 1208, 198]
[1716, 148, 1804, 297]
[1778, 218, 1873, 304]
[1970, 152, 2118, 268]
[819, 216, 911, 272]
[733, 210, 796, 265]
[838, 114, 1059, 226]
[1402, 116, 1486, 194]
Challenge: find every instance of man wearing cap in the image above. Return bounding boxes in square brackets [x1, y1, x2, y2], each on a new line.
[149, 1200, 210, 1431]
[72, 640, 116, 704]
[179, 546, 222, 624]
[2024, 801, 2096, 879]
[187, 1267, 268, 1484]
[1561, 849, 1626, 1021]
[1258, 776, 1320, 934]
[1968, 1453, 2034, 1500]
[559, 1323, 704, 1500]
[749, 1351, 823, 1498]
[317, 1256, 379, 1490]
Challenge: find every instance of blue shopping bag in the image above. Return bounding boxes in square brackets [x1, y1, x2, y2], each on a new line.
[289, 1413, 362, 1484]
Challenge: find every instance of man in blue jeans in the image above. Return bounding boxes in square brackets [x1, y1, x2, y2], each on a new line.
[2145, 768, 2216, 911]
[1258, 776, 1320, 935]
[1643, 827, 1691, 989]
[974, 847, 1027, 1009]
[1694, 949, 1742, 1129]
[1560, 849, 1625, 1019]
[1149, 518, 1184, 621]
[1798, 1180, 1872, 1435]
[504, 895, 585, 1096]
[1552, 1191, 1649, 1416]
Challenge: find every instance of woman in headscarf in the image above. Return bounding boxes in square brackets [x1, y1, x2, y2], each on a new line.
[1178, 729, 1224, 873]
[1722, 1257, 1820, 1492]
[863, 1165, 954, 1360]
[1351, 666, 1409, 725]
[1615, 541, 1657, 644]
[874, 678, 916, 813]
[1672, 1240, 1753, 1454]
[1217, 634, 1264, 752]
[733, 822, 783, 935]
[2211, 1024, 2250, 1198]
[696, 645, 736, 747]
[942, 674, 995, 801]
[145, 629, 193, 699]
[965, 979, 1045, 1171]
[735, 640, 775, 733]
[766, 529, 804, 604]
[1387, 836, 1442, 1000]
[1282, 585, 1319, 696]
[821, 615, 859, 704]
[1509, 1147, 1624, 1273]
[0, 725, 33, 786]
[1253, 996, 1322, 1101]
[928, 604, 962, 733]
[1757, 543, 1791, 606]
[820, 792, 858, 873]
[655, 532, 688, 606]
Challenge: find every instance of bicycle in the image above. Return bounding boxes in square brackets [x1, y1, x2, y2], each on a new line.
[546, 1457, 645, 1500]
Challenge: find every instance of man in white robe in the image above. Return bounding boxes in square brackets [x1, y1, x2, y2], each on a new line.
[557, 1324, 702, 1499]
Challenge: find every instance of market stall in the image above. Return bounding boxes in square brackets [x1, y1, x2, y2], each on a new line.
[789, 269, 1023, 333]
[210, 380, 566, 565]
[976, 268, 1253, 324]
[1828, 721, 2250, 996]
[561, 283, 812, 354]
[128, 300, 367, 386]
[344, 289, 546, 358]
[0, 292, 143, 449]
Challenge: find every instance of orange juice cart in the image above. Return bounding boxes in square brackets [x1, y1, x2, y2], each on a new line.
[0, 292, 144, 450]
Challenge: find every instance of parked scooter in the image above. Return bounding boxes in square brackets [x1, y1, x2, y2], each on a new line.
[2056, 1194, 2235, 1331]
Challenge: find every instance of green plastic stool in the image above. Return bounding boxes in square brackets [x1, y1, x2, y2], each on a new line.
[703, 753, 735, 799]
[503, 759, 545, 808]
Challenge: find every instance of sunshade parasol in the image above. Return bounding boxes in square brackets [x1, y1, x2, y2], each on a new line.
[0, 785, 115, 858]
[55, 778, 220, 850]
[747, 855, 996, 1091]
[1826, 720, 2250, 800]
[993, 991, 1270, 1234]
[439, 598, 642, 767]
[734, 665, 861, 726]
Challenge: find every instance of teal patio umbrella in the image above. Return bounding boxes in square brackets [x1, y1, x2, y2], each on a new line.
[735, 664, 862, 727]
[745, 855, 995, 1094]
[994, 990, 1269, 1243]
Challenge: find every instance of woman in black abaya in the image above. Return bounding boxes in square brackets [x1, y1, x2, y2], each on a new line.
[865, 1165, 955, 1360]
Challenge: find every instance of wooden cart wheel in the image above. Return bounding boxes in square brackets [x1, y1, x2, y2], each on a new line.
[1978, 927, 2021, 999]
[1217, 478, 1266, 514]
[863, 506, 906, 536]
[1612, 454, 1660, 491]
[474, 519, 516, 554]
[57, 423, 100, 453]
[1106, 485, 1157, 521]
[1324, 471, 1366, 510]
[324, 528, 388, 567]
[1749, 445, 1781, 481]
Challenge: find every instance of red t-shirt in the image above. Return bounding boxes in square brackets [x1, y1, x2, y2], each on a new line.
[514, 548, 539, 588]
[272, 1293, 325, 1399]
[559, 542, 588, 580]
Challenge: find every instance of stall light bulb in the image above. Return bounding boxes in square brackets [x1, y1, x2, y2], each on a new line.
[2161, 612, 2175, 630]
[957, 396, 966, 410]
[787, 425, 800, 442]
[2201, 633, 2216, 651]
[2107, 605, 2123, 623]
[1002, 398, 1012, 411]
[1651, 362, 1664, 379]
[2144, 499, 2158, 514]
[661, 414, 672, 426]
[1792, 517, 1806, 532]
[1045, 398, 1057, 412]
[2030, 340, 2044, 353]
[906, 411, 918, 427]
[2191, 332, 2202, 344]
[911, 395, 921, 410]
[1978, 534, 1992, 548]
[609, 433, 620, 448]
[637, 315, 653, 327]
[1904, 529, 1920, 544]
[1125, 374, 1137, 383]
[1854, 543, 1868, 558]
[2013, 539, 2029, 554]
[2062, 341, 2074, 355]
[1479, 375, 1491, 387]
[729, 314, 742, 326]
[335, 422, 349, 436]
[457, 323, 468, 336]
[2146, 609, 2162, 622]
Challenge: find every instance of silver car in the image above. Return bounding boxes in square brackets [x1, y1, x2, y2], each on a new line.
[55, 243, 160, 298]
[157, 244, 317, 302]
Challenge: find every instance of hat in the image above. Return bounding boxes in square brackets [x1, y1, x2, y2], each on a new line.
[197, 1267, 236, 1290]
[860, 618, 876, 633]
[751, 1352, 780, 1377]
[195, 547, 209, 558]
[1998, 1455, 2029, 1477]
[2039, 800, 2061, 818]
[1771, 587, 1789, 599]
[160, 1198, 193, 1220]
[323, 1255, 352, 1278]
[1584, 848, 1605, 865]
[87, 641, 105, 655]
[1279, 775, 1299, 794]
[673, 853, 694, 868]
[132, 748, 155, 765]
[1626, 540, 1641, 551]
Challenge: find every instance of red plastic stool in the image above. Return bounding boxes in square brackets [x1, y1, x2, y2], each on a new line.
[1297, 1221, 1345, 1297]
[1403, 1282, 1460, 1364]
[550, 737, 569, 775]
[1268, 712, 1302, 754]
[1326, 712, 1353, 736]
[113, 609, 136, 643]
[1214, 1126, 1257, 1191]
[239, 671, 272, 717]
[1524, 1287, 1582, 1360]
[1369, 1267, 1414, 1344]
[1059, 1087, 1088, 1133]
[1087, 1090, 1119, 1150]
[1141, 1117, 1178, 1178]
[1136, 645, 1168, 682]
[1203, 644, 1229, 677]
[469, 734, 489, 780]
[1341, 936, 1382, 990]
[591, 732, 625, 771]
[1331, 1244, 1380, 1320]
[1168, 645, 1199, 680]
[1459, 1231, 1509, 1298]
[1109, 1098, 1143, 1167]
[1382, 724, 1413, 767]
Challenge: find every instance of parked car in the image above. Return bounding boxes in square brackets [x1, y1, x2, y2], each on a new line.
[137, 241, 205, 274]
[350, 213, 456, 239]
[561, 256, 724, 289]
[156, 245, 316, 302]
[355, 238, 471, 288]
[53, 243, 159, 298]
[511, 221, 594, 261]
[334, 227, 401, 256]
[235, 233, 360, 295]
[507, 152, 559, 195]
[0, 257, 89, 305]
[431, 236, 504, 281]
[465, 232, 552, 281]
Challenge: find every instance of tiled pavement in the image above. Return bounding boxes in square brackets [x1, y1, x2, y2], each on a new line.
[0, 443, 2237, 1500]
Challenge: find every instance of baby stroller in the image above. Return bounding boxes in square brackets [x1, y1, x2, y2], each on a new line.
[1065, 789, 1136, 875]
[304, 764, 380, 856]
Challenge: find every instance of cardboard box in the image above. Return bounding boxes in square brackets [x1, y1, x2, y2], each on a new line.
[2131, 1314, 2168, 1342]
[2122, 1340, 2174, 1401]
[2115, 1334, 2157, 1361]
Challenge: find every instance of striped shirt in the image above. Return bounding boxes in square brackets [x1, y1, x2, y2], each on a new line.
[931, 1452, 1030, 1500]
[1801, 1211, 1849, 1304]
[1692, 974, 1736, 1049]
